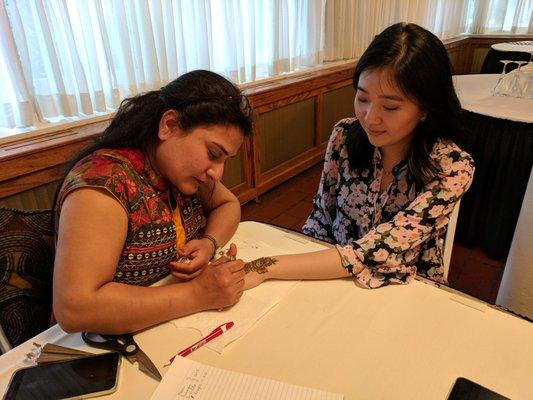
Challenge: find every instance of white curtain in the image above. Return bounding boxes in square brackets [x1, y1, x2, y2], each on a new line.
[1, 0, 532, 132]
[323, 0, 532, 61]
[0, 2, 36, 129]
[1, 0, 324, 130]
[324, 0, 471, 61]
[469, 0, 533, 34]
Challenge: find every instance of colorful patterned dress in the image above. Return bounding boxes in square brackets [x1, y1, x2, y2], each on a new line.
[55, 148, 204, 286]
[303, 118, 475, 288]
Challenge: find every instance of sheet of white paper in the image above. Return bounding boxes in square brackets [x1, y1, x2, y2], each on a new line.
[171, 223, 329, 352]
[151, 355, 343, 400]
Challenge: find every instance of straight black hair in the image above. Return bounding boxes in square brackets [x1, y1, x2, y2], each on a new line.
[347, 22, 464, 189]
[53, 70, 252, 209]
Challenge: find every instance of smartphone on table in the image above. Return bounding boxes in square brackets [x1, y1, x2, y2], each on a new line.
[447, 377, 510, 400]
[3, 352, 120, 400]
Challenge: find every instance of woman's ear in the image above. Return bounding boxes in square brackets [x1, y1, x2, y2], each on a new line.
[158, 110, 181, 140]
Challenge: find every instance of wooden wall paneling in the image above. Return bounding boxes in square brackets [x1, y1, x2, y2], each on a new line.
[314, 93, 324, 147]
[250, 111, 262, 200]
[256, 97, 318, 195]
[322, 85, 355, 143]
[0, 140, 88, 182]
[258, 98, 315, 172]
[447, 46, 462, 74]
[221, 150, 245, 188]
[228, 182, 257, 205]
[0, 181, 58, 210]
[444, 37, 470, 74]
[472, 47, 490, 72]
[231, 134, 257, 204]
[256, 144, 327, 195]
[245, 63, 356, 109]
[0, 165, 65, 199]
[459, 40, 474, 75]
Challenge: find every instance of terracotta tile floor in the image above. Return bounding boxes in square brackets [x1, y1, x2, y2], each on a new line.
[241, 164, 322, 232]
[241, 163, 505, 303]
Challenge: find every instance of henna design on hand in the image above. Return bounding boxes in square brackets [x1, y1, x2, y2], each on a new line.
[244, 257, 277, 274]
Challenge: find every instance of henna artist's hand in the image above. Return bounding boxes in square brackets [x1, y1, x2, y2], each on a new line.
[169, 238, 216, 280]
[211, 243, 238, 265]
[191, 243, 245, 310]
[243, 257, 277, 290]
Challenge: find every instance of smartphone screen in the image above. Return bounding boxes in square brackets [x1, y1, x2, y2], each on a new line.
[3, 352, 120, 400]
[447, 377, 510, 400]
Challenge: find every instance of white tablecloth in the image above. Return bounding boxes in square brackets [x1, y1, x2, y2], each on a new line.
[492, 41, 533, 53]
[452, 74, 533, 123]
[1, 222, 532, 400]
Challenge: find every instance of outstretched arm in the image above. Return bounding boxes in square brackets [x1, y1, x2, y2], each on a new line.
[244, 248, 350, 290]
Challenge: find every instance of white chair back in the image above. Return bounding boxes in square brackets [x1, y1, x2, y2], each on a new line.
[442, 199, 461, 282]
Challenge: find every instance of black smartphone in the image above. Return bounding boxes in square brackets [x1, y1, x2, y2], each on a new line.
[3, 352, 121, 400]
[447, 377, 510, 400]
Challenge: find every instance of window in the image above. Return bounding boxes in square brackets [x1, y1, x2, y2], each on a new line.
[1, 0, 531, 137]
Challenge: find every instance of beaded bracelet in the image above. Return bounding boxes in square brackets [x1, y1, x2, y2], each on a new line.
[201, 234, 219, 259]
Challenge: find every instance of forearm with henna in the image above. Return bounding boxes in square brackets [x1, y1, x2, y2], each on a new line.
[244, 257, 278, 274]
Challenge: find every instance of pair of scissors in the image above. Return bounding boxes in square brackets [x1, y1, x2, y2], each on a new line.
[82, 332, 162, 381]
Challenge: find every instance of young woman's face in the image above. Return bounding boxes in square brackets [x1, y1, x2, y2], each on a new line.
[354, 68, 425, 152]
[155, 116, 244, 195]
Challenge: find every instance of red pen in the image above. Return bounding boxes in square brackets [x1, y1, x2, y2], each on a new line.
[166, 321, 234, 365]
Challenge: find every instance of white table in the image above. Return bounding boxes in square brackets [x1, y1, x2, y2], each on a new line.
[483, 42, 533, 74]
[453, 74, 533, 123]
[1, 222, 532, 400]
[492, 41, 533, 54]
[453, 74, 533, 319]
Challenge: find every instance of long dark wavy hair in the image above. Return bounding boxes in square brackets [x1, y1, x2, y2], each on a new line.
[54, 70, 252, 209]
[346, 22, 463, 189]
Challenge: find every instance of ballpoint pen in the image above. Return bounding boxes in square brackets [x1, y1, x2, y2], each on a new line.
[166, 321, 234, 365]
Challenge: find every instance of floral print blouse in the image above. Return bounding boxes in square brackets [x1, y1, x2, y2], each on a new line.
[302, 118, 475, 288]
[56, 148, 204, 286]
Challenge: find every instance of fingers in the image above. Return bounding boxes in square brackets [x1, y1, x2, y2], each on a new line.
[221, 259, 246, 274]
[177, 238, 204, 257]
[211, 254, 240, 267]
[170, 267, 203, 281]
[203, 262, 245, 309]
[227, 243, 237, 258]
[213, 261, 245, 283]
[177, 243, 194, 257]
[168, 259, 203, 280]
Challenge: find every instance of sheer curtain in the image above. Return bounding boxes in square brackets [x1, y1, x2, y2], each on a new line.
[0, 3, 35, 129]
[324, 0, 471, 61]
[323, 0, 532, 61]
[1, 0, 532, 133]
[1, 0, 324, 131]
[469, 0, 533, 34]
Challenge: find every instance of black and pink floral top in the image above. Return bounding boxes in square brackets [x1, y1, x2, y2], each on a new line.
[302, 118, 474, 288]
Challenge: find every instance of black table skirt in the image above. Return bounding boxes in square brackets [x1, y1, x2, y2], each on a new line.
[456, 111, 533, 260]
[481, 48, 531, 74]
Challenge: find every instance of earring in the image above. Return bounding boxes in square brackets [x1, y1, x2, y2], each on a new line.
[421, 113, 427, 122]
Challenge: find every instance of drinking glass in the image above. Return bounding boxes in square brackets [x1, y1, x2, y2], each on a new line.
[509, 61, 529, 97]
[493, 60, 512, 96]
[521, 62, 533, 99]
